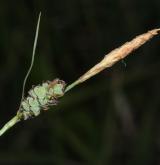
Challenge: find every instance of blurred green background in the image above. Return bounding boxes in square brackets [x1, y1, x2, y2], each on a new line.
[0, 0, 160, 164]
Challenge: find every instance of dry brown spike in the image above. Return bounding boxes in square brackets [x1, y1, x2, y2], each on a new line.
[65, 28, 160, 92]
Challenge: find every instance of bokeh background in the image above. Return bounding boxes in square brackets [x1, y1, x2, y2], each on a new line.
[0, 0, 160, 164]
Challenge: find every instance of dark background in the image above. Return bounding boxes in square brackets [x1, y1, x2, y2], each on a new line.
[0, 0, 160, 164]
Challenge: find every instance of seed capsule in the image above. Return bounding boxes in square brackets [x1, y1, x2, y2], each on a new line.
[18, 79, 66, 120]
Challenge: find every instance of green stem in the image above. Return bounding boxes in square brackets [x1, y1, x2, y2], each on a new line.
[0, 115, 20, 136]
[0, 13, 41, 137]
[65, 80, 80, 93]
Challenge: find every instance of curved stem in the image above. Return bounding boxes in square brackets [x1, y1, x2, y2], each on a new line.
[19, 12, 41, 108]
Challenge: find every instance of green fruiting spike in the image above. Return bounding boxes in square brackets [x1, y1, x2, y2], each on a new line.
[21, 101, 30, 111]
[42, 83, 49, 88]
[28, 97, 41, 116]
[27, 97, 39, 107]
[29, 89, 37, 98]
[34, 86, 47, 99]
[0, 12, 67, 136]
[48, 88, 54, 96]
[19, 79, 66, 120]
[38, 98, 48, 106]
[53, 84, 64, 97]
[30, 106, 40, 116]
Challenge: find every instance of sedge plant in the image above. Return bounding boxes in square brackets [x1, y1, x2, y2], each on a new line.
[0, 12, 160, 136]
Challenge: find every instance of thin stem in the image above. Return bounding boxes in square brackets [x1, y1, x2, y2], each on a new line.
[65, 80, 80, 93]
[0, 116, 20, 136]
[0, 13, 41, 137]
[19, 12, 41, 108]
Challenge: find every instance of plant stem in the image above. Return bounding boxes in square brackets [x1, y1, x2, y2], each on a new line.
[0, 116, 20, 136]
[0, 28, 160, 137]
[0, 12, 41, 137]
[65, 80, 80, 93]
